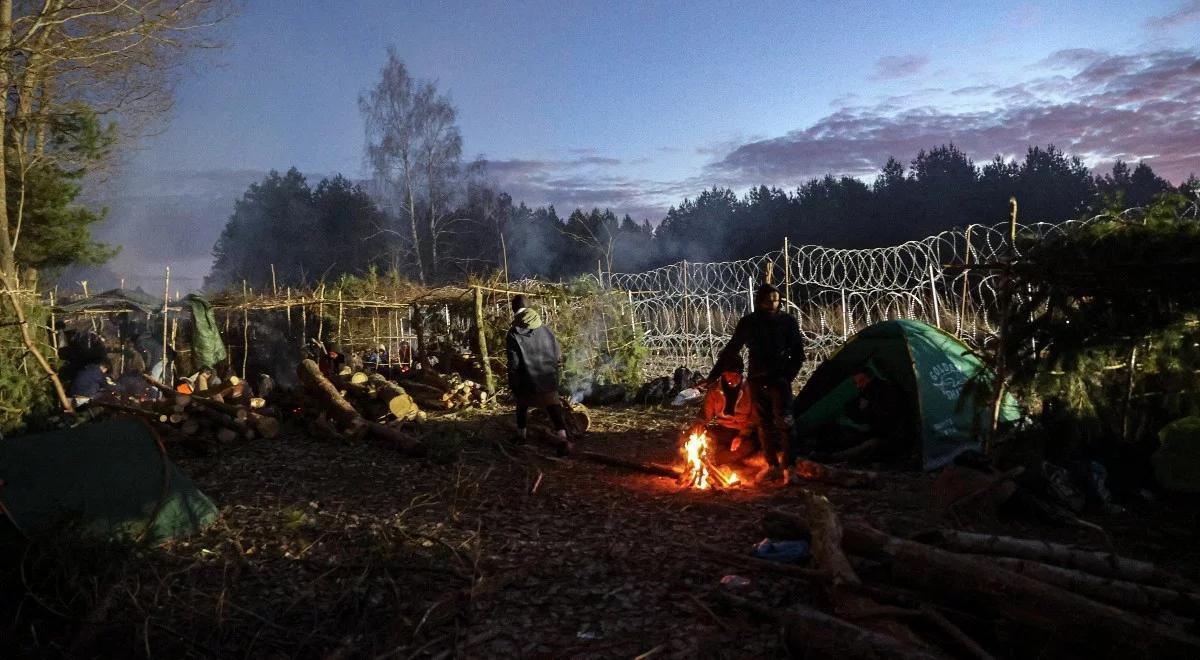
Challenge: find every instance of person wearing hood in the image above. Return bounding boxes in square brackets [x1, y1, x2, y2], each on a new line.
[708, 283, 805, 484]
[506, 295, 572, 454]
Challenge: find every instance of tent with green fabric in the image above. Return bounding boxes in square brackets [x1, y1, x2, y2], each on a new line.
[793, 319, 1021, 470]
[0, 418, 219, 544]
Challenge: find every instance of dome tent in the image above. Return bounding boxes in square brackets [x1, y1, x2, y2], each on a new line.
[793, 319, 1021, 470]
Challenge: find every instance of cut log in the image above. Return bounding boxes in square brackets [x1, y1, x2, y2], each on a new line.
[297, 358, 366, 429]
[349, 371, 369, 385]
[365, 421, 426, 457]
[252, 415, 280, 439]
[216, 428, 238, 444]
[914, 529, 1195, 590]
[990, 556, 1200, 617]
[181, 420, 200, 435]
[793, 459, 879, 489]
[842, 520, 1200, 659]
[798, 488, 860, 587]
[574, 449, 681, 478]
[368, 373, 420, 421]
[713, 591, 939, 660]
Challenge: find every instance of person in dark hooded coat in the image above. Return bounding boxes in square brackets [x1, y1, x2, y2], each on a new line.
[506, 295, 571, 453]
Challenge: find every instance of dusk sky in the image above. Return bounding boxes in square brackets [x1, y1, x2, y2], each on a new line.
[95, 0, 1200, 289]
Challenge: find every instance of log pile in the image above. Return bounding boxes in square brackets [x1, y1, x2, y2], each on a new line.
[293, 359, 426, 456]
[95, 385, 281, 446]
[399, 368, 492, 411]
[710, 496, 1200, 659]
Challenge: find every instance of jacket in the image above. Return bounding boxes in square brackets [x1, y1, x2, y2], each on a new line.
[700, 379, 757, 434]
[70, 364, 114, 398]
[506, 307, 562, 407]
[709, 310, 805, 384]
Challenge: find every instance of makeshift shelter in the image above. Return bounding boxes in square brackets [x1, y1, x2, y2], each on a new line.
[0, 419, 218, 544]
[793, 319, 1021, 470]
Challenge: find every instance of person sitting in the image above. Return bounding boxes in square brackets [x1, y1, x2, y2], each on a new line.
[69, 360, 116, 406]
[693, 361, 759, 464]
[318, 341, 346, 378]
[116, 354, 159, 402]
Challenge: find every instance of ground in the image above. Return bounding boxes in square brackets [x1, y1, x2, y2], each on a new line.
[3, 404, 1199, 658]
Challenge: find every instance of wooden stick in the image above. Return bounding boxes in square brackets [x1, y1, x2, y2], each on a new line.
[574, 449, 681, 479]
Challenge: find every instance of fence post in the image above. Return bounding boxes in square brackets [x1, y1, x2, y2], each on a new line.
[473, 285, 496, 395]
[958, 225, 973, 338]
[783, 236, 791, 309]
[161, 267, 170, 384]
[840, 287, 848, 340]
[681, 260, 690, 369]
[927, 262, 941, 329]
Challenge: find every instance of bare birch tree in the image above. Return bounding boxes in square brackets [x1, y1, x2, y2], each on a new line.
[360, 49, 464, 284]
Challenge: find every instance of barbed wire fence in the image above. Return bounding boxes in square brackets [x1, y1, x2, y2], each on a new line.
[606, 202, 1199, 381]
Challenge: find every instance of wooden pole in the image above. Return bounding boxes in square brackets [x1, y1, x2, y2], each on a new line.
[927, 262, 941, 329]
[499, 231, 510, 285]
[840, 287, 848, 340]
[241, 280, 250, 379]
[162, 267, 170, 384]
[317, 284, 325, 344]
[958, 225, 973, 338]
[270, 263, 278, 297]
[474, 286, 496, 395]
[48, 287, 57, 351]
[783, 236, 791, 310]
[337, 289, 344, 344]
[681, 260, 690, 369]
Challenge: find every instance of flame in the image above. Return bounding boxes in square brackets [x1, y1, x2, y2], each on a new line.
[682, 432, 712, 489]
[681, 431, 740, 489]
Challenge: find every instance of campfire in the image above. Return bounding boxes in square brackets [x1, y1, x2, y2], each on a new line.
[681, 431, 739, 489]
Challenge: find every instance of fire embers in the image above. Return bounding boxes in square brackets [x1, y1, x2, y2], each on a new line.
[680, 431, 739, 490]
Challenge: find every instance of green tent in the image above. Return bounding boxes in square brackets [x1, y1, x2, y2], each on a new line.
[794, 319, 1021, 470]
[0, 418, 219, 544]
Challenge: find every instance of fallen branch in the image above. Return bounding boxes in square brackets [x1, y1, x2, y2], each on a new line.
[843, 520, 1200, 658]
[713, 590, 939, 659]
[793, 459, 879, 489]
[574, 449, 681, 479]
[990, 556, 1200, 617]
[914, 529, 1195, 590]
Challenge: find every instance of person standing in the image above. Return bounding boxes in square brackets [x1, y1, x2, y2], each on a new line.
[506, 295, 572, 454]
[708, 283, 805, 484]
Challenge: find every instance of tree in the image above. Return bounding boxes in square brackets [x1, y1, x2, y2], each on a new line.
[0, 1, 230, 284]
[1014, 145, 1094, 223]
[360, 49, 465, 284]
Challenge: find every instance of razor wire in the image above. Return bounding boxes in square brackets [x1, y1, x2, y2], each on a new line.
[607, 204, 1189, 381]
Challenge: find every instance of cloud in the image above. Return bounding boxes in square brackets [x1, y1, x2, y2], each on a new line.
[482, 156, 673, 222]
[1146, 0, 1200, 30]
[871, 54, 930, 80]
[706, 48, 1200, 186]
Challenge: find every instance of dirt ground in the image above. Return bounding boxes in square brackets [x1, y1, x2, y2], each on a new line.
[4, 404, 1200, 658]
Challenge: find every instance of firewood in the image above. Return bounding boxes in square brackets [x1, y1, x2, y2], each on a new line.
[842, 520, 1200, 658]
[365, 421, 426, 457]
[574, 449, 680, 478]
[181, 420, 200, 435]
[349, 371, 369, 385]
[216, 428, 238, 444]
[914, 529, 1195, 589]
[252, 415, 280, 439]
[798, 488, 860, 587]
[793, 459, 879, 489]
[297, 359, 363, 427]
[713, 591, 939, 660]
[990, 556, 1200, 617]
[168, 412, 187, 424]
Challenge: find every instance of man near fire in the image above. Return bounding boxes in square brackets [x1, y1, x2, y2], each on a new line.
[506, 295, 573, 455]
[708, 283, 805, 484]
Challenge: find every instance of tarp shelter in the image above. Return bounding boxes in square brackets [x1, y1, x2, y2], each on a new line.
[55, 287, 164, 315]
[0, 419, 218, 544]
[794, 319, 1021, 470]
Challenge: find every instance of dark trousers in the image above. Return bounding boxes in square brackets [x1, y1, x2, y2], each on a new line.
[751, 379, 793, 467]
[516, 404, 568, 432]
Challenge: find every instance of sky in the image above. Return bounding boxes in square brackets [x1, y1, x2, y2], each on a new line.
[91, 0, 1200, 290]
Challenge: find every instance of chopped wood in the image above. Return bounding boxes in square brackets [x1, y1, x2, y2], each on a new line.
[216, 428, 238, 444]
[297, 359, 364, 427]
[915, 529, 1196, 589]
[842, 520, 1200, 659]
[793, 459, 879, 489]
[798, 488, 860, 587]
